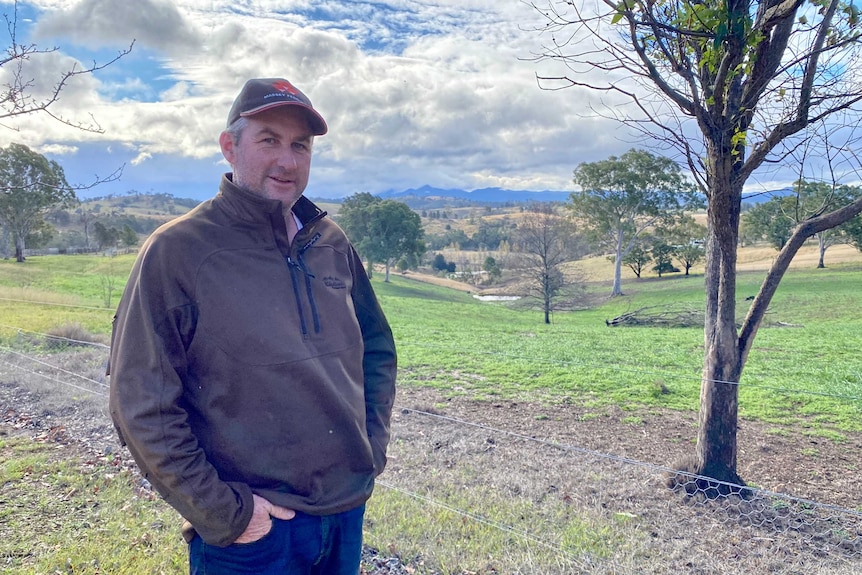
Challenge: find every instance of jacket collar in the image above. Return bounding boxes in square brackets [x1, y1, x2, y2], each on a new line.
[215, 173, 327, 227]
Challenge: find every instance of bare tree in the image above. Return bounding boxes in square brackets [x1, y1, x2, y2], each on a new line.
[1, 1, 132, 130]
[0, 3, 133, 256]
[530, 0, 862, 486]
[515, 203, 586, 324]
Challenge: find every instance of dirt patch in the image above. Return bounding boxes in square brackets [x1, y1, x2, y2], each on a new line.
[2, 351, 861, 574]
[395, 271, 477, 292]
[394, 385, 862, 509]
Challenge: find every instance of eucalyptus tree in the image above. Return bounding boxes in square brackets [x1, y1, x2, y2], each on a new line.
[337, 193, 425, 282]
[742, 196, 796, 250]
[621, 243, 651, 278]
[337, 192, 381, 275]
[533, 0, 862, 486]
[570, 148, 702, 296]
[663, 215, 707, 276]
[744, 182, 861, 265]
[846, 213, 862, 250]
[786, 181, 861, 268]
[365, 200, 425, 282]
[0, 143, 74, 262]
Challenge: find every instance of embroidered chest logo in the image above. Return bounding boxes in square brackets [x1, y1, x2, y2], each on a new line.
[322, 276, 346, 289]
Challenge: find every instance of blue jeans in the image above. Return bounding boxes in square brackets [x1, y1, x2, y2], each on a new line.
[188, 504, 365, 575]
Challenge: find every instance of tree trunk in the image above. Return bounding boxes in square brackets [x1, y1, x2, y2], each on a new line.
[689, 153, 747, 489]
[684, 178, 862, 492]
[14, 235, 25, 262]
[817, 235, 826, 268]
[384, 260, 391, 283]
[611, 230, 624, 296]
[696, 223, 745, 487]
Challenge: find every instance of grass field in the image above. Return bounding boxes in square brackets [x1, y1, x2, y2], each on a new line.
[1, 251, 862, 574]
[2, 251, 861, 432]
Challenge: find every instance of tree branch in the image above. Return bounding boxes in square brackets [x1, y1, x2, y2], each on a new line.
[738, 194, 862, 366]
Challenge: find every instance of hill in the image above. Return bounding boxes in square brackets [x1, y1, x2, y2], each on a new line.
[379, 185, 571, 208]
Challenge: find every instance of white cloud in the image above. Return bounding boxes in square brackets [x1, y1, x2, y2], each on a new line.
[36, 143, 78, 155]
[1, 0, 694, 198]
[130, 151, 152, 166]
[34, 0, 202, 53]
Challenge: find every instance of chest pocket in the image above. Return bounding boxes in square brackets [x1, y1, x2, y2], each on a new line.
[194, 246, 360, 366]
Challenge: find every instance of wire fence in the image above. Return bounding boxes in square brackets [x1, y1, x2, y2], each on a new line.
[1, 326, 861, 574]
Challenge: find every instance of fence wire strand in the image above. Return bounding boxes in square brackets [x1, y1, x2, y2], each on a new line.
[1, 330, 861, 573]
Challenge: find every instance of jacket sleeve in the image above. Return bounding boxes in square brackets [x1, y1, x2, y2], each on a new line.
[348, 246, 397, 476]
[108, 243, 254, 547]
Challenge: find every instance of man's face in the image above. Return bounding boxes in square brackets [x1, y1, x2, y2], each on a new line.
[220, 107, 314, 208]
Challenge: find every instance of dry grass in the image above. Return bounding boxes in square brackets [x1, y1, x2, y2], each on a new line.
[366, 407, 862, 574]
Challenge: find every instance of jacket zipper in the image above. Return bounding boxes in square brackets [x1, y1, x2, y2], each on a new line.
[285, 232, 322, 337]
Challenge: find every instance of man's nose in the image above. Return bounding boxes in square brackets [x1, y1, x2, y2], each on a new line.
[279, 149, 299, 169]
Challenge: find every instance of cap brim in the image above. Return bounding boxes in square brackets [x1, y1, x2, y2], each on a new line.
[240, 102, 328, 136]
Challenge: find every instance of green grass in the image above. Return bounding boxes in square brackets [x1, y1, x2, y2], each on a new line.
[2, 254, 862, 573]
[378, 268, 862, 434]
[3, 254, 862, 434]
[365, 483, 632, 574]
[0, 434, 186, 574]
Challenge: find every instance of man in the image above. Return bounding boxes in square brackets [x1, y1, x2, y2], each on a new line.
[108, 78, 397, 574]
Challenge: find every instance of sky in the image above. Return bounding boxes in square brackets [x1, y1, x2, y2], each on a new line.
[0, 0, 847, 201]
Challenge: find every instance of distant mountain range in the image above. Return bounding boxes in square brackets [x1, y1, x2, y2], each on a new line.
[376, 185, 572, 207]
[95, 184, 793, 210]
[369, 184, 793, 208]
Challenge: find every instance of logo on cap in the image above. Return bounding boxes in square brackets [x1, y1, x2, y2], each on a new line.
[272, 80, 300, 96]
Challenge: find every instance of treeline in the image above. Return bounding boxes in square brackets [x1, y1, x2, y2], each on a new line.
[425, 219, 517, 251]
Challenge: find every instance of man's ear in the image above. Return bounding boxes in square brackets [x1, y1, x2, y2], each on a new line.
[219, 131, 235, 164]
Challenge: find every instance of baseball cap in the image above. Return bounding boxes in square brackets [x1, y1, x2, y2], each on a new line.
[226, 78, 328, 135]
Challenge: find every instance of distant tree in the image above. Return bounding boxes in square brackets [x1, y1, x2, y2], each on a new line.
[0, 225, 9, 258]
[742, 197, 797, 250]
[25, 218, 54, 250]
[515, 203, 586, 324]
[472, 220, 509, 250]
[120, 224, 138, 248]
[621, 244, 651, 278]
[338, 192, 383, 275]
[92, 221, 119, 250]
[427, 228, 469, 250]
[663, 216, 707, 276]
[673, 242, 705, 277]
[0, 143, 75, 261]
[743, 182, 861, 267]
[45, 208, 70, 226]
[569, 149, 702, 297]
[483, 256, 502, 282]
[367, 201, 425, 282]
[786, 181, 861, 268]
[431, 253, 449, 272]
[650, 238, 679, 277]
[846, 215, 862, 251]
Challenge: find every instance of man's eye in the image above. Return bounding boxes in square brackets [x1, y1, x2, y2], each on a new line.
[293, 142, 309, 151]
[263, 138, 278, 144]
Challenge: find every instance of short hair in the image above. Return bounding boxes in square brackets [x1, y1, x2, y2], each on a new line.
[224, 117, 249, 143]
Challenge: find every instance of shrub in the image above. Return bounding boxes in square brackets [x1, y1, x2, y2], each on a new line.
[45, 323, 108, 348]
